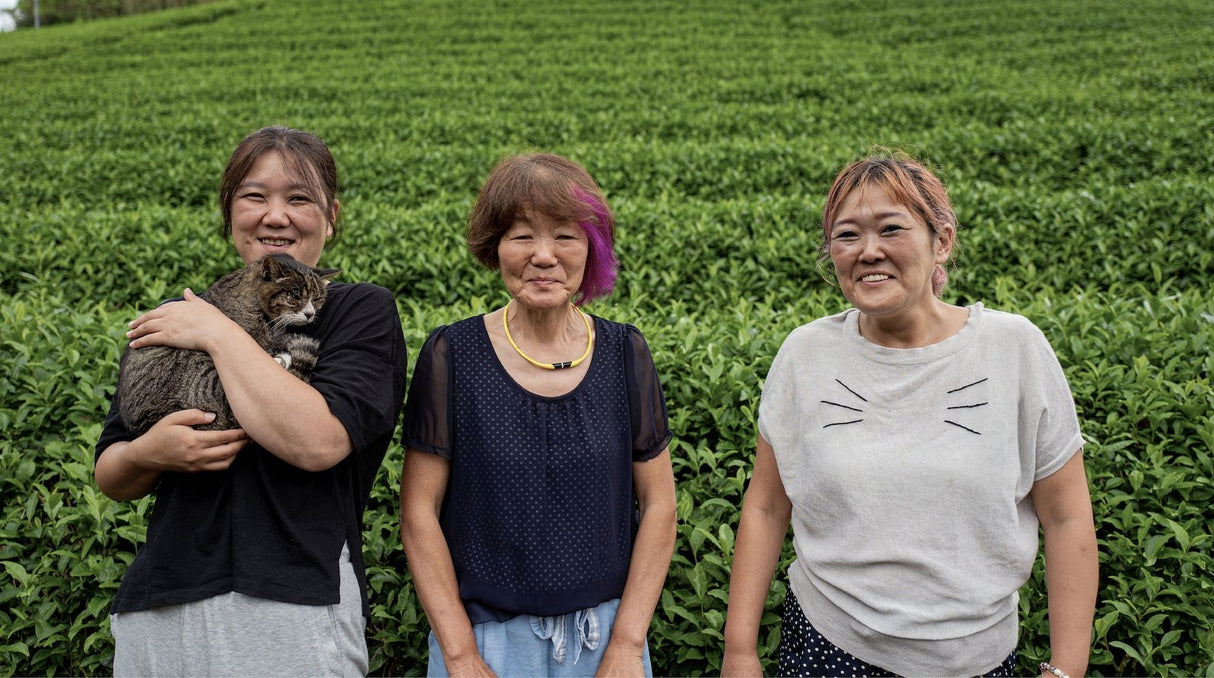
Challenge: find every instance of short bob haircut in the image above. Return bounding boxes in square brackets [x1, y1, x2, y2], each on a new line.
[466, 153, 618, 305]
[820, 150, 958, 297]
[218, 126, 342, 245]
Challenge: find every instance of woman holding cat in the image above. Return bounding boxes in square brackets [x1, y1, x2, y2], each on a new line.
[95, 126, 407, 676]
[400, 153, 677, 677]
[721, 152, 1098, 678]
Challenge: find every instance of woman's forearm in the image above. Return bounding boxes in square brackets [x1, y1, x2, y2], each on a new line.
[722, 493, 790, 653]
[401, 512, 482, 663]
[94, 409, 248, 500]
[1033, 451, 1098, 677]
[608, 454, 677, 651]
[95, 440, 161, 500]
[1043, 516, 1098, 676]
[722, 435, 792, 677]
[399, 450, 488, 670]
[207, 327, 351, 470]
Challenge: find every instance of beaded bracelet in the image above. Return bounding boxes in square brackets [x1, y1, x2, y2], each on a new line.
[1039, 661, 1070, 678]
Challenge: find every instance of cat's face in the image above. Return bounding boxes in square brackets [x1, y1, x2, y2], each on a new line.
[256, 256, 338, 331]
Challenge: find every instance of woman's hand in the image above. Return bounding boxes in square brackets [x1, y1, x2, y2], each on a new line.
[95, 409, 249, 501]
[132, 409, 249, 472]
[126, 288, 239, 353]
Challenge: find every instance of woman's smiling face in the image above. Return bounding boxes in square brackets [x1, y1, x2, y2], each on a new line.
[828, 184, 953, 324]
[497, 210, 588, 312]
[229, 151, 337, 267]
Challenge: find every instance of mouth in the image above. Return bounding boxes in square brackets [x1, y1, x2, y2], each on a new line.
[860, 273, 891, 283]
[259, 238, 294, 247]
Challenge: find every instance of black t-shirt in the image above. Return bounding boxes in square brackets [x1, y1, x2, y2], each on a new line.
[95, 282, 407, 616]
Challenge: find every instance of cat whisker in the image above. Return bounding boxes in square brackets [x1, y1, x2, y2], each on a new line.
[270, 313, 307, 333]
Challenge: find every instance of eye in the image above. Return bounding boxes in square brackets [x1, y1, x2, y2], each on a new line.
[289, 194, 313, 204]
[239, 191, 265, 201]
[832, 229, 859, 241]
[881, 224, 906, 235]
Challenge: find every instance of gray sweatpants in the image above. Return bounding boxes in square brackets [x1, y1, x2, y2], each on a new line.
[110, 544, 367, 677]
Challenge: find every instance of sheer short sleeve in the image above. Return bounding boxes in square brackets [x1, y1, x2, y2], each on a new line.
[402, 325, 453, 459]
[623, 325, 672, 461]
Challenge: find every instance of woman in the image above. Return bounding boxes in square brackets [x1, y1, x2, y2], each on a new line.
[722, 152, 1098, 678]
[400, 153, 676, 677]
[95, 126, 407, 676]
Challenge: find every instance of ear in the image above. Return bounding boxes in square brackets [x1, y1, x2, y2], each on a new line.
[317, 267, 341, 282]
[327, 199, 340, 238]
[260, 254, 288, 281]
[934, 223, 956, 264]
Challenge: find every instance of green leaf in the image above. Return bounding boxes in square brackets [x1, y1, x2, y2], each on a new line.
[2, 561, 30, 588]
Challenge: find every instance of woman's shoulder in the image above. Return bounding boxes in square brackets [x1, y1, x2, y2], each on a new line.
[589, 314, 637, 336]
[442, 314, 486, 338]
[324, 280, 397, 307]
[971, 303, 1047, 339]
[417, 315, 484, 351]
[782, 307, 854, 345]
[588, 314, 656, 354]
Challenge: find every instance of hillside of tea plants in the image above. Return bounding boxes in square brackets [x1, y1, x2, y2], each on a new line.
[2, 0, 1212, 675]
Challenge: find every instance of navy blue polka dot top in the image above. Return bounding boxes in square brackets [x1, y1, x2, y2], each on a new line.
[403, 314, 671, 622]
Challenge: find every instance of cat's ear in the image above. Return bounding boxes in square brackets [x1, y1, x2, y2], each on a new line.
[317, 268, 341, 282]
[260, 254, 288, 281]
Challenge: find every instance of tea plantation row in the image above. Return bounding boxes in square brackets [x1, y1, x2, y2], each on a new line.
[1, 0, 1212, 675]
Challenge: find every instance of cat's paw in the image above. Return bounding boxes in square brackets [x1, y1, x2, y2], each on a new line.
[274, 352, 292, 370]
[281, 335, 321, 380]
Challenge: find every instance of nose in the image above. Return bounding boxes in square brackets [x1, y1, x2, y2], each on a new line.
[263, 197, 290, 227]
[530, 237, 557, 266]
[858, 234, 885, 263]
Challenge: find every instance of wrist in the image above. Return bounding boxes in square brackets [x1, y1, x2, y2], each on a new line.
[604, 628, 646, 654]
[1039, 661, 1072, 678]
[436, 629, 481, 665]
[723, 624, 760, 654]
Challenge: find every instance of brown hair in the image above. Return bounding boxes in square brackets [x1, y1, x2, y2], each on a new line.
[218, 126, 341, 244]
[466, 153, 619, 304]
[820, 150, 958, 296]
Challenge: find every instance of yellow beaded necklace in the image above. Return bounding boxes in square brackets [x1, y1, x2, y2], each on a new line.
[503, 299, 593, 370]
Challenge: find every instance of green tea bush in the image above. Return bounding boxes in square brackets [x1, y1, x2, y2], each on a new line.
[2, 0, 1212, 675]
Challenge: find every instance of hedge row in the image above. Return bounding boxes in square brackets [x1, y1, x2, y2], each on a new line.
[2, 0, 1212, 675]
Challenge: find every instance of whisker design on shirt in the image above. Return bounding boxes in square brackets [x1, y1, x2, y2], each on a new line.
[947, 378, 988, 394]
[822, 379, 866, 428]
[944, 420, 982, 434]
[944, 377, 988, 435]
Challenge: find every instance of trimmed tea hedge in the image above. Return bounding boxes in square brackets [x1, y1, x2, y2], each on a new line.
[2, 0, 1212, 675]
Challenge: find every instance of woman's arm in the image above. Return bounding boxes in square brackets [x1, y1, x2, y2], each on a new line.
[399, 449, 496, 677]
[596, 448, 677, 677]
[721, 434, 792, 678]
[125, 288, 351, 471]
[1030, 450, 1098, 678]
[94, 409, 249, 500]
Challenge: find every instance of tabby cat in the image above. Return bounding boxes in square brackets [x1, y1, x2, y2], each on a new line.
[116, 254, 339, 436]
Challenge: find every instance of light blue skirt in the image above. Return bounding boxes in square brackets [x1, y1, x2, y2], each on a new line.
[427, 598, 653, 678]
